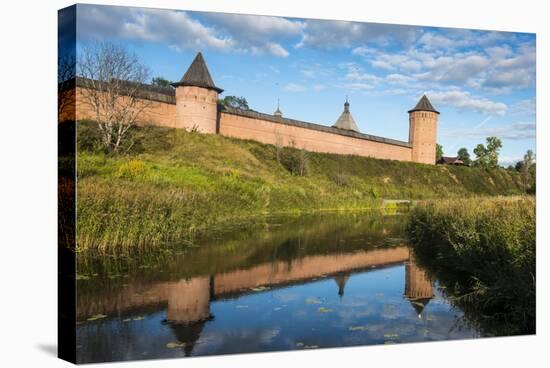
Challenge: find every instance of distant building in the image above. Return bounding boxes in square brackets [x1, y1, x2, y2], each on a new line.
[437, 156, 465, 165]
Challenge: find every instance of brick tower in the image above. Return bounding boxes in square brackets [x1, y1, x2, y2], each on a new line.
[408, 95, 439, 164]
[172, 52, 223, 133]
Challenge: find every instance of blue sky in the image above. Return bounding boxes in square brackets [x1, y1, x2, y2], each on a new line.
[69, 4, 536, 166]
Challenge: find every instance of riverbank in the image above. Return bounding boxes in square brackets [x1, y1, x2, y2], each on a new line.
[74, 121, 523, 254]
[407, 196, 535, 335]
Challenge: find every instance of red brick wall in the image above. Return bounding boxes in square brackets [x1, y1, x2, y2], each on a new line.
[219, 112, 412, 161]
[66, 86, 419, 163]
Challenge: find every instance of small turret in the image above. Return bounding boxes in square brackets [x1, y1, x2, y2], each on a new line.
[273, 98, 283, 117]
[333, 99, 360, 132]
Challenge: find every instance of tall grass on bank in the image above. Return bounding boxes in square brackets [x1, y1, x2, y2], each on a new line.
[74, 121, 523, 255]
[407, 197, 535, 335]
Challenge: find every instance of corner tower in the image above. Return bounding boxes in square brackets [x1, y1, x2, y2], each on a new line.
[408, 95, 439, 164]
[172, 52, 223, 133]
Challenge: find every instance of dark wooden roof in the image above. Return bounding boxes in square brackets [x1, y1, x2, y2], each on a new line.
[171, 52, 223, 93]
[408, 95, 439, 114]
[437, 156, 465, 165]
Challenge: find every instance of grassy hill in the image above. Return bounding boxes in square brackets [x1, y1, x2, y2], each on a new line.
[74, 121, 523, 254]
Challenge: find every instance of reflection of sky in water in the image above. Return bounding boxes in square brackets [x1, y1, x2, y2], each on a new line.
[76, 264, 480, 363]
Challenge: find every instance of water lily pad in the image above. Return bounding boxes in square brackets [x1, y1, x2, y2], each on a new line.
[349, 325, 369, 331]
[133, 316, 145, 321]
[383, 333, 399, 339]
[122, 318, 131, 322]
[318, 307, 333, 313]
[304, 345, 319, 349]
[306, 298, 322, 304]
[76, 274, 90, 281]
[87, 314, 107, 321]
[166, 342, 186, 349]
[250, 286, 270, 292]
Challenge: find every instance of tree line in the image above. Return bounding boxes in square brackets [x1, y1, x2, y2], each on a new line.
[437, 137, 535, 193]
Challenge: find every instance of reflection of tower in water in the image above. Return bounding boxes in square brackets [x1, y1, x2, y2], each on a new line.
[404, 252, 434, 318]
[166, 276, 214, 356]
[167, 276, 212, 323]
[334, 273, 350, 298]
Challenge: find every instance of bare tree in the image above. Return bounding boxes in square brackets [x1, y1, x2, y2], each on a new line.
[58, 53, 75, 118]
[78, 42, 151, 153]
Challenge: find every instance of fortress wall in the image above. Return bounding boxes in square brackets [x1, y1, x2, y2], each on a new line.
[63, 84, 417, 163]
[68, 86, 177, 128]
[219, 111, 412, 161]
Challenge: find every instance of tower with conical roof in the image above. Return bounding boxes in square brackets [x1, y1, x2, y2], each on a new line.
[172, 52, 223, 133]
[333, 99, 360, 132]
[408, 95, 439, 164]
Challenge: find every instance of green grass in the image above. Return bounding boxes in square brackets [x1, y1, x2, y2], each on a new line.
[407, 196, 535, 335]
[75, 121, 523, 254]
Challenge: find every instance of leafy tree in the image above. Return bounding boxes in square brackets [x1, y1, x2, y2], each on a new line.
[457, 147, 471, 166]
[219, 96, 250, 110]
[520, 150, 535, 193]
[486, 137, 502, 168]
[473, 144, 489, 167]
[473, 137, 502, 168]
[151, 76, 173, 88]
[436, 143, 443, 161]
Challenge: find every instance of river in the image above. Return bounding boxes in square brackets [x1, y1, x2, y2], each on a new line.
[75, 211, 482, 363]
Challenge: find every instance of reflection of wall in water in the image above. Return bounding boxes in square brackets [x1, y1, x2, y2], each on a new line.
[167, 277, 212, 324]
[404, 252, 434, 316]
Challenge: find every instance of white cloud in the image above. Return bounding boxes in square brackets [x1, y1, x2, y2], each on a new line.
[301, 69, 316, 78]
[297, 20, 419, 49]
[352, 39, 535, 94]
[248, 42, 289, 57]
[510, 99, 536, 116]
[447, 122, 535, 141]
[204, 13, 304, 57]
[340, 63, 382, 83]
[122, 9, 234, 51]
[345, 82, 376, 91]
[427, 89, 507, 116]
[77, 5, 302, 57]
[283, 83, 307, 92]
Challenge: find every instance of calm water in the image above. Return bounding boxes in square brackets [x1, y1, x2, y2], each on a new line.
[76, 211, 482, 363]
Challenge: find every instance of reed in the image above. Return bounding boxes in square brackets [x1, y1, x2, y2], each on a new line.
[407, 196, 535, 335]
